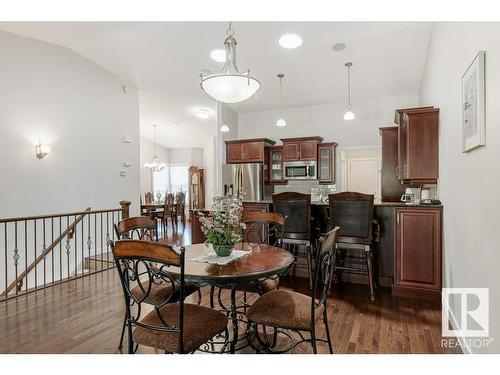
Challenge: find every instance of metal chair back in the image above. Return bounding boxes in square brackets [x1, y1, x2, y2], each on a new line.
[243, 212, 287, 248]
[114, 216, 158, 242]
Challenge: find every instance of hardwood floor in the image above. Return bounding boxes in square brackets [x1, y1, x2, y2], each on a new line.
[0, 220, 461, 354]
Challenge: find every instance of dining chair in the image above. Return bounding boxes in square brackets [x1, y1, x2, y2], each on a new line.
[272, 192, 315, 289]
[327, 192, 376, 301]
[111, 239, 229, 354]
[162, 193, 175, 232]
[246, 226, 340, 354]
[209, 212, 287, 314]
[113, 217, 200, 351]
[173, 192, 186, 227]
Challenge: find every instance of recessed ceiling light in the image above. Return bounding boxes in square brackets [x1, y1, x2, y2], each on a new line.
[195, 108, 211, 119]
[332, 43, 346, 51]
[279, 34, 302, 49]
[210, 49, 226, 63]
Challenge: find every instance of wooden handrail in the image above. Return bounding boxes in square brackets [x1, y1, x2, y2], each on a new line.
[1, 208, 92, 298]
[0, 207, 122, 224]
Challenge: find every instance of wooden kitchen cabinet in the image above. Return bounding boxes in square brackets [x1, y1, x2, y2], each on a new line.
[281, 137, 323, 162]
[269, 146, 287, 184]
[393, 207, 442, 300]
[397, 107, 439, 184]
[225, 138, 275, 164]
[380, 127, 406, 201]
[317, 142, 337, 184]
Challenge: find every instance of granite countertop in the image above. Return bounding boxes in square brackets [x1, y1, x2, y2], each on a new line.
[242, 200, 443, 208]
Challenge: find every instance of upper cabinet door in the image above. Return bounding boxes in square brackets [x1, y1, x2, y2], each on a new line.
[299, 140, 318, 160]
[282, 142, 300, 161]
[243, 142, 264, 162]
[226, 143, 244, 163]
[317, 143, 337, 184]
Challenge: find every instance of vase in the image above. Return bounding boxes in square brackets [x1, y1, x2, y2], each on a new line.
[213, 244, 234, 257]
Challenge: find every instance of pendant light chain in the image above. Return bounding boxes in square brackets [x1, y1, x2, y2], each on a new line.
[226, 21, 234, 36]
[153, 125, 158, 158]
[346, 62, 353, 110]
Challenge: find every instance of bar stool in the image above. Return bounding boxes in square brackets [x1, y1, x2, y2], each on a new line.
[272, 192, 315, 289]
[328, 192, 377, 301]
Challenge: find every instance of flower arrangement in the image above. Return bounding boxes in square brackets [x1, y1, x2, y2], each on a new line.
[197, 196, 246, 256]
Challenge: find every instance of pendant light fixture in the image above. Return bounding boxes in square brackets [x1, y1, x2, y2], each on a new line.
[276, 73, 286, 127]
[343, 62, 355, 120]
[144, 125, 166, 172]
[219, 102, 230, 132]
[200, 22, 261, 104]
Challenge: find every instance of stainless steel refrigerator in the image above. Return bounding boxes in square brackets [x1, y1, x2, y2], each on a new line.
[222, 163, 272, 201]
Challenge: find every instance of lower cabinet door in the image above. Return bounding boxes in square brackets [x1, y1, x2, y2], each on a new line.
[395, 208, 441, 291]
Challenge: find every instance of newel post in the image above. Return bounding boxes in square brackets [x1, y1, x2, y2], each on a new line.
[119, 201, 131, 219]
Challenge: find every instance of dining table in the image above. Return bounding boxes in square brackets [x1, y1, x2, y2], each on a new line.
[171, 242, 294, 353]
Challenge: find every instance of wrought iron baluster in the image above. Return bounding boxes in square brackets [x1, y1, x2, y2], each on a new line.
[43, 218, 46, 287]
[94, 213, 97, 271]
[4, 223, 7, 298]
[13, 222, 19, 295]
[34, 219, 37, 289]
[66, 216, 71, 279]
[24, 221, 27, 292]
[87, 214, 92, 271]
[81, 216, 84, 276]
[59, 217, 62, 280]
[51, 218, 54, 284]
[74, 215, 77, 277]
[106, 212, 110, 267]
[100, 213, 103, 271]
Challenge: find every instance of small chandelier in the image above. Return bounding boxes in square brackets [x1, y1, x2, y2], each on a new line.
[343, 62, 355, 120]
[200, 22, 261, 104]
[144, 125, 166, 172]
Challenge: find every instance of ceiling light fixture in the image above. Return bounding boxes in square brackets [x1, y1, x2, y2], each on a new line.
[332, 42, 346, 51]
[220, 124, 230, 132]
[35, 142, 51, 159]
[276, 73, 286, 127]
[343, 62, 355, 121]
[144, 125, 166, 172]
[196, 108, 211, 119]
[210, 49, 226, 63]
[279, 34, 303, 49]
[200, 22, 261, 104]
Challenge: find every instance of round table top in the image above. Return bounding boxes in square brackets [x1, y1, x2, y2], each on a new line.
[174, 242, 294, 285]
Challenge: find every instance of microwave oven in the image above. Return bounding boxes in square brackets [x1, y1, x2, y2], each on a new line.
[283, 161, 317, 180]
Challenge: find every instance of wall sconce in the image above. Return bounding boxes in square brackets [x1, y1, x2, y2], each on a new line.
[36, 143, 51, 159]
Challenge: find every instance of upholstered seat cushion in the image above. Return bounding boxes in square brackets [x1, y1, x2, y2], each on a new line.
[130, 282, 198, 305]
[237, 275, 279, 294]
[246, 289, 324, 331]
[133, 303, 228, 353]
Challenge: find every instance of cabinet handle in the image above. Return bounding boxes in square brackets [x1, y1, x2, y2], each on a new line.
[395, 166, 400, 178]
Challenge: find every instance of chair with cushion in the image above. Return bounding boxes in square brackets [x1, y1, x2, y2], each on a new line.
[113, 217, 200, 351]
[272, 192, 315, 289]
[246, 227, 340, 354]
[111, 239, 229, 353]
[328, 192, 376, 301]
[209, 212, 287, 313]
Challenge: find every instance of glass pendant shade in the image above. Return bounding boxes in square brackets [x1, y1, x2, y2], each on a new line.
[344, 107, 355, 120]
[276, 118, 286, 127]
[220, 124, 230, 132]
[201, 26, 261, 104]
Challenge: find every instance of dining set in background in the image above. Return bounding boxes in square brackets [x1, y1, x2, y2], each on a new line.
[140, 191, 186, 232]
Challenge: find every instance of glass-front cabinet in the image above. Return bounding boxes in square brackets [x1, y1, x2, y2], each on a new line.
[318, 142, 338, 184]
[269, 146, 286, 184]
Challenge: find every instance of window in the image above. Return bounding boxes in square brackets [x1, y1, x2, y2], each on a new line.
[152, 165, 189, 205]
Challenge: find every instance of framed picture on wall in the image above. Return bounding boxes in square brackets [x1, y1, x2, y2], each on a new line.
[462, 50, 486, 152]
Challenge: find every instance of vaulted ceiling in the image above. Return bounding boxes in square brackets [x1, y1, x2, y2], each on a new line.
[0, 22, 432, 147]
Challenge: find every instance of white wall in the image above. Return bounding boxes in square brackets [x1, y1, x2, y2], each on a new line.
[419, 23, 500, 353]
[0, 31, 140, 218]
[238, 94, 418, 147]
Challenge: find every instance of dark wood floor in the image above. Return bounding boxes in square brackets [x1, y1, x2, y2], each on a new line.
[0, 221, 461, 354]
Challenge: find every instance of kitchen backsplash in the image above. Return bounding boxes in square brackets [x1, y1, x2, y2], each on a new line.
[274, 180, 337, 202]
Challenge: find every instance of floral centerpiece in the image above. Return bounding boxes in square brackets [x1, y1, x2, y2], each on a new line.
[197, 196, 246, 257]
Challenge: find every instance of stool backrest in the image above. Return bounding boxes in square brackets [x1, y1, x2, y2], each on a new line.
[272, 192, 311, 241]
[328, 192, 374, 244]
[312, 226, 340, 312]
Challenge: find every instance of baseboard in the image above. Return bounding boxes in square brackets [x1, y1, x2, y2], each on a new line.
[391, 285, 441, 300]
